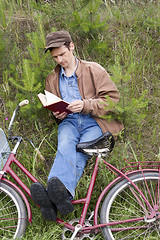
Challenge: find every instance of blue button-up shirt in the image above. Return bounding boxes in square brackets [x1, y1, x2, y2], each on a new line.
[59, 59, 82, 103]
[59, 59, 99, 129]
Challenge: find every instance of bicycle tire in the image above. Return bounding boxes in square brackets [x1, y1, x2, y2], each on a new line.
[0, 180, 27, 239]
[100, 171, 160, 240]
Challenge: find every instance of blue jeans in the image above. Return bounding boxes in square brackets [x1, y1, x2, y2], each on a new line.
[48, 113, 103, 198]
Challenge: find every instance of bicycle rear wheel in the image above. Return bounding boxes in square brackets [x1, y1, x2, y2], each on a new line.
[0, 180, 27, 239]
[100, 171, 160, 240]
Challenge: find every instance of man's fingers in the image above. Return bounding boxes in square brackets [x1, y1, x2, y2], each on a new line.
[67, 100, 84, 113]
[52, 111, 67, 120]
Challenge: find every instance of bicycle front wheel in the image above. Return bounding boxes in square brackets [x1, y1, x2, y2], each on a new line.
[0, 180, 27, 239]
[100, 171, 160, 240]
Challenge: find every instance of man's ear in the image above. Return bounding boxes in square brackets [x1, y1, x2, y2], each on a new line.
[69, 42, 74, 51]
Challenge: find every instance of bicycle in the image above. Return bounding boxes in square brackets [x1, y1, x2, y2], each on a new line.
[0, 100, 160, 240]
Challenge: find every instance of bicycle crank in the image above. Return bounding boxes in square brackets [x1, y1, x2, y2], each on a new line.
[61, 218, 96, 240]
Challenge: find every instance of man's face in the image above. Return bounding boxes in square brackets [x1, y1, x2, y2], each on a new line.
[50, 43, 74, 69]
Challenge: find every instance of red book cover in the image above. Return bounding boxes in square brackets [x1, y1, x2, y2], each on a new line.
[37, 90, 72, 115]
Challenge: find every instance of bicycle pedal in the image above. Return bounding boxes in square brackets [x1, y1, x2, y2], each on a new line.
[70, 224, 82, 240]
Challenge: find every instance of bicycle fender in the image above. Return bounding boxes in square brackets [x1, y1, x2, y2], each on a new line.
[1, 178, 32, 223]
[94, 169, 159, 226]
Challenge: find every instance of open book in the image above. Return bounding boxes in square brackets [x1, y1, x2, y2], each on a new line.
[37, 90, 72, 114]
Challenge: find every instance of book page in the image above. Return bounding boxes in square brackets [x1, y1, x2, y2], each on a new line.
[38, 91, 72, 114]
[44, 90, 62, 105]
[37, 93, 47, 106]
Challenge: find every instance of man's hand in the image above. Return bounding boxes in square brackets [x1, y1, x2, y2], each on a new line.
[52, 111, 67, 120]
[67, 100, 84, 113]
[52, 100, 84, 119]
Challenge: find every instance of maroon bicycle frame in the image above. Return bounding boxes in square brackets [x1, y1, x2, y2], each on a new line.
[0, 151, 160, 234]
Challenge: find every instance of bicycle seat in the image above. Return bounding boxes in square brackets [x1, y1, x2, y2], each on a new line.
[76, 132, 115, 156]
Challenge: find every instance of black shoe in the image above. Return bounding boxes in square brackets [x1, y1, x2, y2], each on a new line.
[47, 177, 74, 215]
[30, 182, 57, 221]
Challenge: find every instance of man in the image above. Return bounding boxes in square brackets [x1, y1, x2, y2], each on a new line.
[30, 30, 123, 221]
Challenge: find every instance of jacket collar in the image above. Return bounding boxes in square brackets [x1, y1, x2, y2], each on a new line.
[54, 58, 82, 79]
[75, 58, 82, 79]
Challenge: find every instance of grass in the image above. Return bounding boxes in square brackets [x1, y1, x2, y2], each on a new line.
[0, 0, 160, 239]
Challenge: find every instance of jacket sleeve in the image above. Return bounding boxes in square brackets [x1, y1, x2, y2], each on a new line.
[81, 70, 120, 117]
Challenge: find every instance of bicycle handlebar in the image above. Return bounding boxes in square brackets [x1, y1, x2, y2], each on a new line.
[7, 99, 45, 159]
[19, 100, 29, 107]
[8, 100, 29, 138]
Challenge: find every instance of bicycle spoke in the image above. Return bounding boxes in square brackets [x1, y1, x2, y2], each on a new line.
[101, 172, 160, 240]
[1, 210, 19, 218]
[0, 181, 27, 239]
[133, 223, 156, 240]
[115, 190, 147, 216]
[113, 220, 146, 239]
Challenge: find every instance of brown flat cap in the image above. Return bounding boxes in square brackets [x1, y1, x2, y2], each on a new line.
[45, 31, 72, 53]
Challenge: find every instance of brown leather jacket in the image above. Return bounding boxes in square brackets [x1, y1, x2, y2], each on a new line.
[45, 58, 124, 138]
